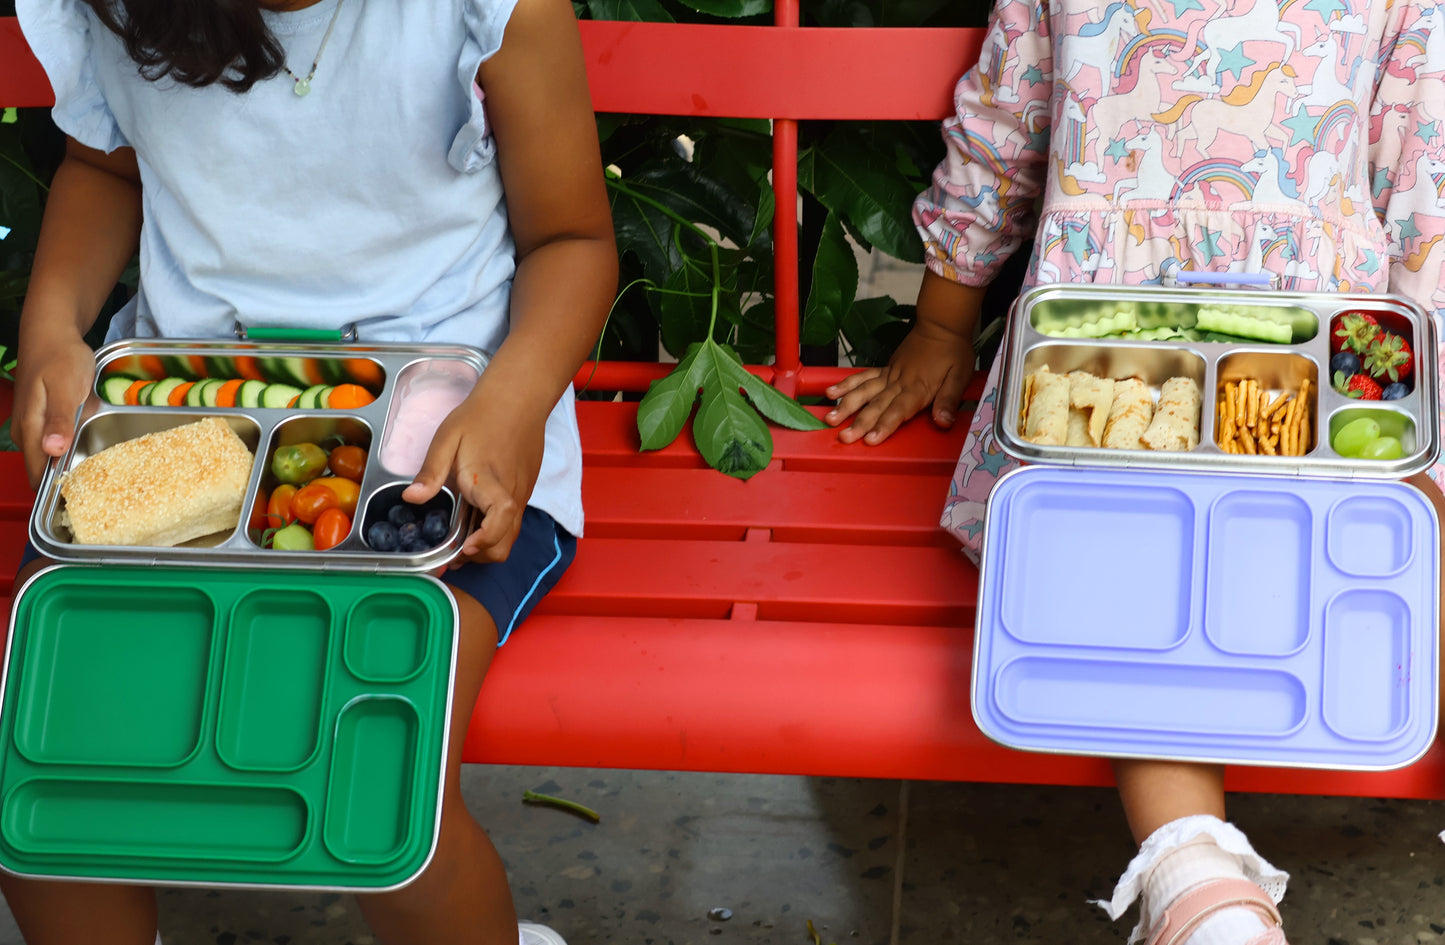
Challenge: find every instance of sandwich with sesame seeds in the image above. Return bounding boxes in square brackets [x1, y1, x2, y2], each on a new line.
[58, 417, 255, 547]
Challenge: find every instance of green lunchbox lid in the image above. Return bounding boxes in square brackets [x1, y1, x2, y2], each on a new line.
[0, 564, 457, 891]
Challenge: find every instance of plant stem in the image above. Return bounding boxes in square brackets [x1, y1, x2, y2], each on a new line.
[605, 176, 721, 337]
[0, 151, 49, 193]
[521, 789, 601, 823]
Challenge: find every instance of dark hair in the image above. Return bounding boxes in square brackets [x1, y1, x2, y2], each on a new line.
[83, 0, 285, 93]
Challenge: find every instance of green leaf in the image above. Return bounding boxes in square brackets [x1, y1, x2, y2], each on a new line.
[625, 163, 758, 248]
[0, 416, 19, 453]
[1, 109, 15, 125]
[722, 356, 829, 431]
[673, 0, 771, 15]
[747, 178, 775, 250]
[637, 344, 705, 450]
[802, 130, 923, 262]
[610, 190, 682, 285]
[0, 125, 43, 255]
[587, 0, 674, 20]
[692, 385, 773, 479]
[841, 296, 911, 367]
[801, 211, 858, 347]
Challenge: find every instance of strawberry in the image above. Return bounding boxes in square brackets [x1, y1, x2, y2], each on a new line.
[1364, 332, 1413, 384]
[1333, 312, 1383, 355]
[1334, 370, 1383, 399]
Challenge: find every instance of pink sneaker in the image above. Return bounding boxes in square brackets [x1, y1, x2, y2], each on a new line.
[1144, 877, 1290, 945]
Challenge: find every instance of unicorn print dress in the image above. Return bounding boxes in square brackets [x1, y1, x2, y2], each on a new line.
[924, 0, 1445, 561]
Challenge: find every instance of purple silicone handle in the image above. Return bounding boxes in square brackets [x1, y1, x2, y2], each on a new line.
[1170, 272, 1276, 287]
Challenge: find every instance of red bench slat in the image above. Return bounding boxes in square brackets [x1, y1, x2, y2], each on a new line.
[582, 465, 957, 545]
[538, 535, 976, 626]
[580, 21, 980, 120]
[0, 18, 51, 108]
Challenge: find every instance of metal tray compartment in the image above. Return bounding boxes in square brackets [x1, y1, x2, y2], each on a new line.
[994, 285, 1439, 479]
[30, 340, 488, 570]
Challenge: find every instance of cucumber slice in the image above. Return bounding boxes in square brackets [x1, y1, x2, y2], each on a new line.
[261, 383, 303, 408]
[159, 356, 194, 379]
[279, 357, 315, 387]
[186, 379, 212, 407]
[147, 377, 186, 406]
[204, 356, 239, 379]
[100, 376, 134, 405]
[318, 357, 349, 385]
[200, 378, 224, 407]
[298, 385, 331, 409]
[134, 382, 157, 406]
[237, 380, 268, 408]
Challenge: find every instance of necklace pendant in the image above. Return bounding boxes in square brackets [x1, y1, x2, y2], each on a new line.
[293, 77, 312, 97]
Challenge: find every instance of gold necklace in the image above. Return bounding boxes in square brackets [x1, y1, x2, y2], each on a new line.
[280, 0, 347, 97]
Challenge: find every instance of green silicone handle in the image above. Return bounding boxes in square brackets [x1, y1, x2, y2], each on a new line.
[242, 327, 347, 342]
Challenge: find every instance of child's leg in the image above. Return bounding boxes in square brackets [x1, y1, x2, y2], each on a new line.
[1104, 759, 1288, 944]
[355, 587, 518, 945]
[0, 554, 160, 945]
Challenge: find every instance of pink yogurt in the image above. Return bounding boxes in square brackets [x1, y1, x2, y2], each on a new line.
[379, 366, 479, 478]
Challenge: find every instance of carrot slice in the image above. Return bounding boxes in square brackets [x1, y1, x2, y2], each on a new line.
[234, 356, 266, 382]
[138, 355, 165, 378]
[216, 378, 246, 408]
[327, 384, 376, 409]
[168, 381, 196, 406]
[123, 380, 150, 406]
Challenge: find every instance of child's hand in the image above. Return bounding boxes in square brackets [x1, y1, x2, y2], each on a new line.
[401, 389, 544, 565]
[824, 321, 975, 445]
[12, 335, 96, 488]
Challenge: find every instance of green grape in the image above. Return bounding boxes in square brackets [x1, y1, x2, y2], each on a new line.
[1332, 417, 1382, 457]
[1359, 435, 1403, 460]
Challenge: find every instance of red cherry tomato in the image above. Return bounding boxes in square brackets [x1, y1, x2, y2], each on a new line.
[290, 482, 341, 525]
[327, 445, 368, 482]
[248, 487, 271, 532]
[313, 508, 352, 551]
[266, 484, 298, 527]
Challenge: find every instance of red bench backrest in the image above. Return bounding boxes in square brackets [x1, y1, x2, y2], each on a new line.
[0, 13, 984, 393]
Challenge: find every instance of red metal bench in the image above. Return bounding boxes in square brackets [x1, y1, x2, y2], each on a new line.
[5, 11, 1445, 798]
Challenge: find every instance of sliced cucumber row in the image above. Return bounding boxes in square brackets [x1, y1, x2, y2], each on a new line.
[99, 375, 339, 409]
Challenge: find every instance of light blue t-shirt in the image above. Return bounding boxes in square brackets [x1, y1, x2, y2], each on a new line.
[17, 0, 584, 536]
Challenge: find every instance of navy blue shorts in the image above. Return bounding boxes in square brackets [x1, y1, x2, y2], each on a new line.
[17, 505, 576, 647]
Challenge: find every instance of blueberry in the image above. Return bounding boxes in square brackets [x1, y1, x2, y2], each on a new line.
[1330, 351, 1360, 377]
[397, 522, 421, 547]
[387, 503, 417, 527]
[422, 510, 449, 544]
[401, 536, 429, 553]
[366, 521, 399, 552]
[1382, 382, 1410, 400]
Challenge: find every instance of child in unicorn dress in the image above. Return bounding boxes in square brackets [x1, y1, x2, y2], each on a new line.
[827, 0, 1445, 942]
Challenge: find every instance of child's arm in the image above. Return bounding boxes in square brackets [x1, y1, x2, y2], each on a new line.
[403, 0, 617, 562]
[13, 140, 142, 486]
[826, 0, 1051, 444]
[1369, 4, 1445, 330]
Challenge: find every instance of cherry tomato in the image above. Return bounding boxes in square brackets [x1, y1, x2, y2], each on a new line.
[311, 476, 360, 516]
[266, 484, 298, 527]
[313, 508, 351, 551]
[248, 487, 270, 531]
[327, 445, 368, 482]
[272, 443, 329, 484]
[291, 482, 341, 525]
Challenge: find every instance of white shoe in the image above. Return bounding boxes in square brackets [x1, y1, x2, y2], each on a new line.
[519, 921, 569, 945]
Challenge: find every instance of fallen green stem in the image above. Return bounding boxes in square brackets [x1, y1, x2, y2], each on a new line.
[522, 789, 600, 823]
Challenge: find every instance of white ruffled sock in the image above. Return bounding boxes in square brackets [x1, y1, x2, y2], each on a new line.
[1094, 814, 1288, 944]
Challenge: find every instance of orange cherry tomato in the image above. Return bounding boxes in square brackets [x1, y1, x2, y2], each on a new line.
[248, 487, 270, 531]
[313, 508, 352, 551]
[168, 381, 196, 406]
[327, 384, 376, 409]
[290, 482, 341, 525]
[311, 476, 360, 516]
[266, 483, 298, 527]
[215, 378, 245, 408]
[327, 445, 368, 482]
[123, 379, 150, 405]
